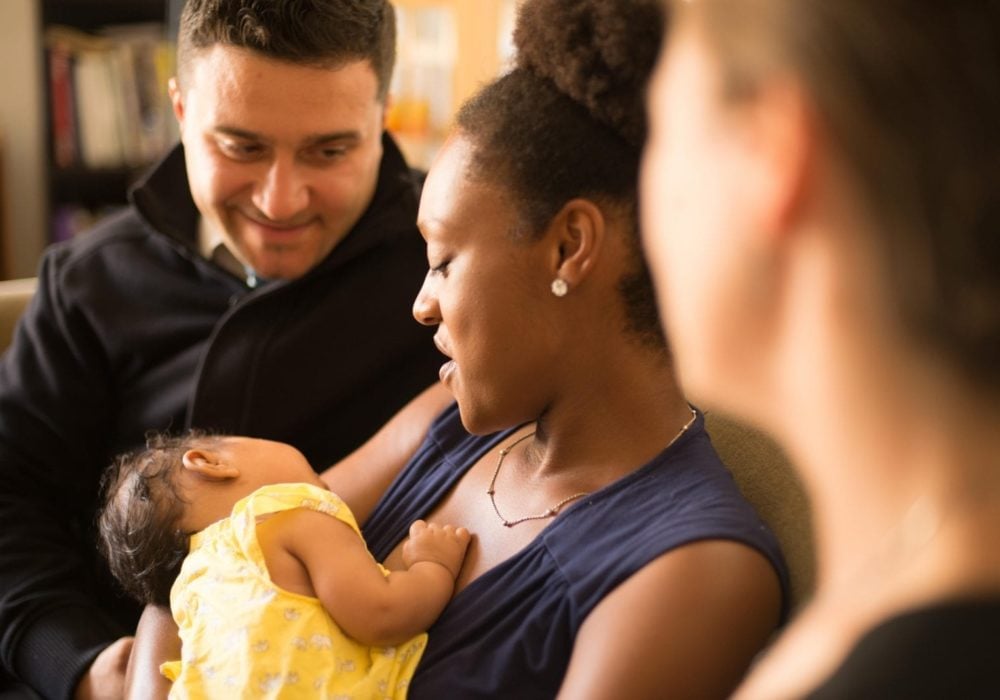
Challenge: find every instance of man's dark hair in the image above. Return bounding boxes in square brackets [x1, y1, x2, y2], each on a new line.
[177, 0, 396, 100]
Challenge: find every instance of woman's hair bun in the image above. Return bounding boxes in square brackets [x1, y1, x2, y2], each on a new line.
[513, 0, 664, 147]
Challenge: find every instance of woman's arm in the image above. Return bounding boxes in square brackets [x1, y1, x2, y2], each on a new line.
[557, 540, 782, 700]
[322, 382, 452, 524]
[123, 604, 178, 700]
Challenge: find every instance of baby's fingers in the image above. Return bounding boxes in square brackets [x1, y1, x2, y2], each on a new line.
[409, 519, 428, 538]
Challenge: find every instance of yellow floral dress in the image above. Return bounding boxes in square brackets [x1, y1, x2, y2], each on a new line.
[161, 482, 426, 699]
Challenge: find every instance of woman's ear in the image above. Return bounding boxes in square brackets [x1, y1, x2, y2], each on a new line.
[549, 198, 606, 289]
[181, 448, 240, 481]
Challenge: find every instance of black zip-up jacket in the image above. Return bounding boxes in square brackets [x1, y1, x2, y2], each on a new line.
[0, 135, 441, 698]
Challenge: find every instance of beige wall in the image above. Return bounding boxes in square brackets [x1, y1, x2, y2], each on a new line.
[0, 0, 46, 279]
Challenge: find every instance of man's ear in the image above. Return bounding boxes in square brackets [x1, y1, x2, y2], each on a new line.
[549, 198, 606, 289]
[181, 448, 239, 481]
[381, 94, 392, 130]
[168, 77, 185, 126]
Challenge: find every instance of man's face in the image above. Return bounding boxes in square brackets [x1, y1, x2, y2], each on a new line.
[170, 45, 385, 280]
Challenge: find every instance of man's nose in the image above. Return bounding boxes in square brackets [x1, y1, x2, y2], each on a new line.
[252, 155, 309, 222]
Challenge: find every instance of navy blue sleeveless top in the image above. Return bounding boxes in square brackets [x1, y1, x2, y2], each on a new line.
[363, 403, 789, 699]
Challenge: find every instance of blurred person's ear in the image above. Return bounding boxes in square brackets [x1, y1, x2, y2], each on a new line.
[735, 77, 816, 243]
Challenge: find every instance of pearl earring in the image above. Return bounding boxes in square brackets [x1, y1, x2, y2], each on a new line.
[551, 278, 568, 297]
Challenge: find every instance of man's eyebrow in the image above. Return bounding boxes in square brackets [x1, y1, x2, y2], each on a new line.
[213, 126, 361, 146]
[214, 126, 262, 140]
[303, 131, 361, 147]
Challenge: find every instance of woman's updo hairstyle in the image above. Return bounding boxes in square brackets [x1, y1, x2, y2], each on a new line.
[455, 0, 666, 347]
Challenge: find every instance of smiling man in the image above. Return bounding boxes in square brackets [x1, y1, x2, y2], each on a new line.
[0, 2, 442, 698]
[173, 43, 387, 281]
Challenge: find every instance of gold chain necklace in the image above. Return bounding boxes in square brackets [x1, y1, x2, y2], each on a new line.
[486, 407, 698, 528]
[486, 431, 588, 528]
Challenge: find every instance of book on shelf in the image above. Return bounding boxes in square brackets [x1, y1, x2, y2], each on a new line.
[47, 40, 77, 169]
[44, 24, 178, 172]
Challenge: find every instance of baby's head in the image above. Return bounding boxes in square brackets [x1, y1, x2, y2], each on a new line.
[98, 432, 208, 606]
[98, 431, 321, 605]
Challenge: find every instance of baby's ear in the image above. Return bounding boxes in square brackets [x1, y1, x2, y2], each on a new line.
[181, 448, 239, 481]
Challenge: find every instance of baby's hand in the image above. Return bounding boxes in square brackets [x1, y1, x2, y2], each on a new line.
[402, 520, 470, 580]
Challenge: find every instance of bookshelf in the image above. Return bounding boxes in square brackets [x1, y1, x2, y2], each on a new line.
[40, 0, 175, 242]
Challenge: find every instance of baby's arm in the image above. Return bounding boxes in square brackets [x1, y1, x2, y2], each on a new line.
[267, 509, 469, 647]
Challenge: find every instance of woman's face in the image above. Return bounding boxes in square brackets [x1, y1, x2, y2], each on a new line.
[641, 20, 765, 402]
[413, 136, 560, 434]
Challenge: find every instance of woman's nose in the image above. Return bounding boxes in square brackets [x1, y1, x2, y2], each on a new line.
[412, 275, 441, 326]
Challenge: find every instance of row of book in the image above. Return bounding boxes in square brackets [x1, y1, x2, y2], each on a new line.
[45, 24, 178, 171]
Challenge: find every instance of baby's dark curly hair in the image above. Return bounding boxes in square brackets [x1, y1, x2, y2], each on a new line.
[455, 0, 667, 348]
[97, 432, 214, 606]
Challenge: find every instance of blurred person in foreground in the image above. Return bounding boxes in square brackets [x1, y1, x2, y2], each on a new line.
[643, 1, 1000, 697]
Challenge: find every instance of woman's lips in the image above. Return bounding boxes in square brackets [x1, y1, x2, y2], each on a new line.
[434, 335, 455, 383]
[433, 334, 452, 359]
[439, 359, 456, 383]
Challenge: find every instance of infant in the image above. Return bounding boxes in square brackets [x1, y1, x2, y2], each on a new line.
[98, 432, 469, 698]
